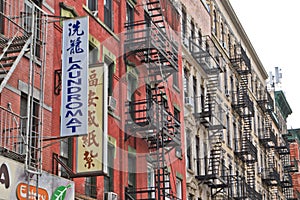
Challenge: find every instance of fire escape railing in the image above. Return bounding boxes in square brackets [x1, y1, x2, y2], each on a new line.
[262, 167, 281, 186]
[191, 34, 228, 199]
[230, 175, 262, 200]
[230, 43, 258, 193]
[189, 35, 223, 73]
[281, 173, 293, 188]
[0, 106, 27, 162]
[124, 0, 180, 199]
[276, 140, 290, 155]
[258, 89, 277, 148]
[282, 157, 299, 173]
[283, 188, 300, 200]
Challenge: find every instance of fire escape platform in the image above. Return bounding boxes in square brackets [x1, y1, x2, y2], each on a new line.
[195, 174, 228, 188]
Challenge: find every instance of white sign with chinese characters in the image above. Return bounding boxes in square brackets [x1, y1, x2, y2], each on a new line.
[61, 17, 89, 137]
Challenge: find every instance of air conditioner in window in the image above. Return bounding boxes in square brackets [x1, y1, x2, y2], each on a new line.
[91, 10, 98, 17]
[104, 192, 118, 200]
[185, 97, 194, 109]
[108, 96, 117, 111]
[258, 167, 263, 174]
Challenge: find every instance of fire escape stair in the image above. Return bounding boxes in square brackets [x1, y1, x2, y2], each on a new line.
[0, 34, 31, 93]
[124, 0, 180, 199]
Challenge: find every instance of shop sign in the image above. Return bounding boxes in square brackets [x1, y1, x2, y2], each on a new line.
[16, 182, 48, 200]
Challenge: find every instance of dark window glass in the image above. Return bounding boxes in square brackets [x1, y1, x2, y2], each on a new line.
[104, 0, 113, 30]
[85, 177, 97, 198]
[104, 144, 114, 192]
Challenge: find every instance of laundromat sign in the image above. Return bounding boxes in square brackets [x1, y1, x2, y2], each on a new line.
[0, 156, 74, 200]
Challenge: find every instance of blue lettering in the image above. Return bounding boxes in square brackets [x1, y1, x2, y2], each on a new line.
[68, 63, 82, 71]
[67, 86, 81, 94]
[68, 70, 81, 78]
[66, 102, 83, 109]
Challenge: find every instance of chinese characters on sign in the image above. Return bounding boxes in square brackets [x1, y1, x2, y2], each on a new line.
[77, 66, 104, 173]
[61, 17, 89, 137]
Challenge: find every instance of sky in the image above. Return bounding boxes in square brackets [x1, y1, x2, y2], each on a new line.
[229, 0, 300, 129]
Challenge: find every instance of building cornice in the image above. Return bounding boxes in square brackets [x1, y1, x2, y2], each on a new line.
[221, 0, 268, 80]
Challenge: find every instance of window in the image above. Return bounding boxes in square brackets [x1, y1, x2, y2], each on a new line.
[200, 85, 205, 113]
[105, 58, 114, 96]
[198, 30, 202, 46]
[104, 0, 113, 30]
[176, 178, 182, 199]
[20, 93, 39, 162]
[221, 159, 226, 177]
[193, 76, 197, 112]
[128, 152, 136, 195]
[88, 0, 98, 16]
[127, 73, 137, 102]
[228, 33, 231, 55]
[89, 44, 99, 65]
[147, 163, 155, 198]
[213, 10, 217, 35]
[60, 138, 73, 178]
[230, 75, 234, 100]
[224, 68, 228, 93]
[24, 0, 42, 58]
[126, 2, 134, 40]
[104, 144, 114, 192]
[191, 20, 195, 40]
[173, 71, 179, 88]
[196, 136, 200, 175]
[184, 69, 189, 97]
[182, 6, 187, 40]
[227, 115, 231, 148]
[126, 2, 134, 24]
[186, 130, 192, 170]
[233, 122, 236, 147]
[221, 23, 225, 46]
[85, 177, 97, 198]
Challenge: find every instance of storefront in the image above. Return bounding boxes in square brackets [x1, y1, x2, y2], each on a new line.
[0, 156, 74, 200]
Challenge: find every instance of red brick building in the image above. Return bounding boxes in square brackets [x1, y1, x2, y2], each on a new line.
[51, 0, 186, 199]
[288, 129, 300, 199]
[0, 0, 185, 199]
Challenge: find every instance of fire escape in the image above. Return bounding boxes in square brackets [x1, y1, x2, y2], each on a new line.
[230, 44, 261, 200]
[124, 0, 181, 199]
[189, 36, 228, 199]
[0, 1, 47, 199]
[257, 89, 282, 198]
[280, 136, 298, 200]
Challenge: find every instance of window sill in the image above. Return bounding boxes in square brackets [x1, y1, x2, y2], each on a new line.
[187, 168, 194, 175]
[108, 109, 120, 121]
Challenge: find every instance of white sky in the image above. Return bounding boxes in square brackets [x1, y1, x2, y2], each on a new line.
[229, 0, 300, 129]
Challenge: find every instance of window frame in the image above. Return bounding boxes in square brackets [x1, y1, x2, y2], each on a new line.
[104, 0, 113, 30]
[87, 0, 98, 16]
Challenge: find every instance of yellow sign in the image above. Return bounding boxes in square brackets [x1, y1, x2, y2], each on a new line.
[76, 65, 104, 173]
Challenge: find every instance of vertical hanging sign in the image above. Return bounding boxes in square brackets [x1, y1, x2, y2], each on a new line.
[76, 65, 105, 173]
[61, 17, 89, 137]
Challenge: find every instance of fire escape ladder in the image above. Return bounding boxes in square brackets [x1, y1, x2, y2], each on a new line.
[198, 71, 220, 126]
[124, 1, 180, 199]
[230, 44, 259, 193]
[191, 36, 228, 195]
[146, 0, 166, 32]
[1, 2, 47, 199]
[0, 15, 31, 93]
